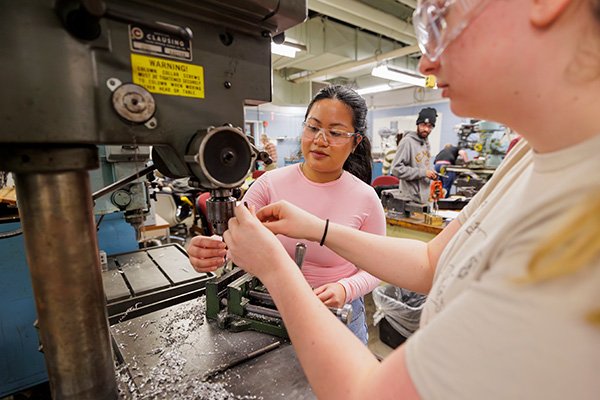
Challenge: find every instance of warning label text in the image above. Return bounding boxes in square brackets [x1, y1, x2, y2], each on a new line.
[131, 54, 204, 99]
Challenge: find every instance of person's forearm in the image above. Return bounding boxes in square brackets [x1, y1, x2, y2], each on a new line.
[262, 262, 381, 400]
[322, 225, 432, 293]
[318, 219, 462, 294]
[339, 270, 380, 302]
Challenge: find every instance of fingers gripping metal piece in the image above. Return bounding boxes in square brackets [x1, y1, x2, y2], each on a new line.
[293, 243, 352, 325]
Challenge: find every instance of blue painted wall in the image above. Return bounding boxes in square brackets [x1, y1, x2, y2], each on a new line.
[96, 212, 140, 256]
[0, 223, 48, 397]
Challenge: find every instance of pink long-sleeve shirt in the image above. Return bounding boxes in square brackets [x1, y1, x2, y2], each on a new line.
[242, 163, 386, 302]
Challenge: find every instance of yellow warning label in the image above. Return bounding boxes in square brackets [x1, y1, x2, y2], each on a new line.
[131, 54, 204, 99]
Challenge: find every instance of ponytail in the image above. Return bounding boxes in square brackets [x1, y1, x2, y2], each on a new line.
[344, 134, 373, 185]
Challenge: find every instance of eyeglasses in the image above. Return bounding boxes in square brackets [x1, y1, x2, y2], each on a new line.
[301, 122, 358, 146]
[413, 0, 493, 62]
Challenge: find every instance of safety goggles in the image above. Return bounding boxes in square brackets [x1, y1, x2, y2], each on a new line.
[413, 0, 493, 62]
[302, 122, 358, 146]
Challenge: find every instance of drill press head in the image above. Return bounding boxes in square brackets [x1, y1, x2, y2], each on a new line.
[181, 125, 259, 235]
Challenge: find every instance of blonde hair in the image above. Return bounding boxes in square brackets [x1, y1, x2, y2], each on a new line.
[516, 192, 600, 325]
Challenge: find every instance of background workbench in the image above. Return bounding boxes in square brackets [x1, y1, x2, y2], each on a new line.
[386, 214, 442, 242]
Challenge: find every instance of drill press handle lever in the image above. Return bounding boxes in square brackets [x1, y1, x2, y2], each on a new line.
[294, 242, 307, 269]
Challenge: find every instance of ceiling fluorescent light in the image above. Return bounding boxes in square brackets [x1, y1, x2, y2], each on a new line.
[271, 42, 303, 58]
[356, 83, 409, 95]
[371, 65, 427, 87]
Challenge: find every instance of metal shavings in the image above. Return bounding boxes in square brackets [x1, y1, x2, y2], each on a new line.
[147, 347, 164, 356]
[116, 297, 263, 399]
[157, 297, 207, 347]
[140, 320, 155, 329]
[118, 303, 144, 324]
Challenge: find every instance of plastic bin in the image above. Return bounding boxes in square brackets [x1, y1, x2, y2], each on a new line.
[372, 285, 427, 348]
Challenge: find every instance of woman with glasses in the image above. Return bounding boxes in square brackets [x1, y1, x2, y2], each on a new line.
[188, 84, 386, 343]
[223, 0, 600, 398]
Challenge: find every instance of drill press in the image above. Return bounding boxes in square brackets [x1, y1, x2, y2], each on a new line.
[0, 1, 306, 398]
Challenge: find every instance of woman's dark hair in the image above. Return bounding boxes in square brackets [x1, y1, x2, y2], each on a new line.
[396, 133, 404, 146]
[304, 85, 372, 184]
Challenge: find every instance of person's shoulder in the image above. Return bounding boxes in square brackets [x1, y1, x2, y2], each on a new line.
[342, 172, 378, 196]
[248, 165, 296, 193]
[401, 131, 420, 144]
[261, 163, 298, 180]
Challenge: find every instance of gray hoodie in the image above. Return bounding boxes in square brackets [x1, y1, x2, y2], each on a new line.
[390, 130, 431, 204]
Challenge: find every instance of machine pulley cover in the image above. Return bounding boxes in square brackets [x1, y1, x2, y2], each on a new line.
[187, 126, 255, 189]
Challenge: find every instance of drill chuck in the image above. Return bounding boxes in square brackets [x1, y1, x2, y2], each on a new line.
[206, 189, 236, 235]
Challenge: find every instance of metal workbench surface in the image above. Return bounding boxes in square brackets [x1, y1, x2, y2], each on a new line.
[112, 296, 315, 399]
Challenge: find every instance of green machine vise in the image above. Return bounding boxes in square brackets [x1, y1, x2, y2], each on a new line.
[206, 266, 288, 338]
[205, 244, 353, 339]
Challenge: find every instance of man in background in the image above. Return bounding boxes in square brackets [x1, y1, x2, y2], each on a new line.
[390, 107, 437, 204]
[260, 134, 278, 171]
[434, 143, 469, 198]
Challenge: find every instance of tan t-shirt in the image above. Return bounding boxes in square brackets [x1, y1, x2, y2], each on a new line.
[406, 135, 600, 399]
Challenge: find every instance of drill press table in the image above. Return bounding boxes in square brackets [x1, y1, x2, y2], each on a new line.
[112, 296, 315, 399]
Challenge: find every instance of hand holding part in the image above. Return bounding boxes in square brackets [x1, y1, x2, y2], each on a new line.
[256, 200, 325, 242]
[223, 204, 290, 280]
[314, 282, 347, 308]
[187, 235, 227, 273]
[425, 170, 438, 180]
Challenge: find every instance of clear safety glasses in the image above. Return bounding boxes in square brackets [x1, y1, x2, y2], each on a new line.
[301, 122, 358, 146]
[413, 0, 493, 62]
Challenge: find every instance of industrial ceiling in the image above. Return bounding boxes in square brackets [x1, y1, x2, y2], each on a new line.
[271, 0, 436, 106]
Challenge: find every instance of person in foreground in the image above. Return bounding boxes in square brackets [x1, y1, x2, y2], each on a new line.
[222, 1, 600, 399]
[188, 85, 386, 343]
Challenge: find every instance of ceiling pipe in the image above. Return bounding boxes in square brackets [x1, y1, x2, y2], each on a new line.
[289, 44, 420, 83]
[308, 0, 416, 45]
